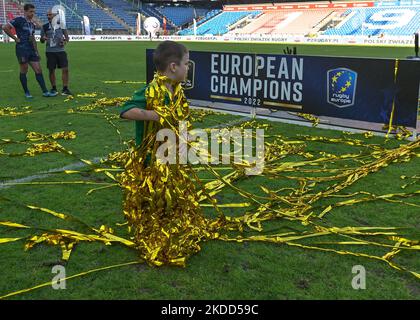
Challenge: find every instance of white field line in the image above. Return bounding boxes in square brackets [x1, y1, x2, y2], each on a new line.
[0, 116, 251, 190]
[0, 157, 103, 190]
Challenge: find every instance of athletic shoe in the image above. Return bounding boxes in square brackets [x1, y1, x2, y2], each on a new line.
[61, 88, 73, 96]
[25, 92, 33, 99]
[49, 89, 58, 97]
[42, 91, 53, 97]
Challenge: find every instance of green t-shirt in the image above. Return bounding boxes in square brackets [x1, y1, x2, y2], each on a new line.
[120, 85, 170, 146]
[120, 85, 148, 146]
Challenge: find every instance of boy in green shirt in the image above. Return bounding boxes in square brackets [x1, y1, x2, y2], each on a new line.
[119, 41, 210, 267]
[120, 41, 190, 146]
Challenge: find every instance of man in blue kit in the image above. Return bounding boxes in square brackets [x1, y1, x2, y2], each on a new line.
[2, 3, 53, 98]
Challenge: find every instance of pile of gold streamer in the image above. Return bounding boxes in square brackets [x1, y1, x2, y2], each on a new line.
[68, 97, 130, 113]
[0, 79, 419, 299]
[0, 130, 77, 157]
[0, 106, 32, 117]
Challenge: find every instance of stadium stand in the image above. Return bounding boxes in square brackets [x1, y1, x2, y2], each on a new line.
[176, 2, 419, 37]
[101, 0, 138, 28]
[178, 9, 222, 35]
[141, 2, 175, 30]
[3, 1, 418, 36]
[276, 9, 343, 35]
[28, 0, 126, 31]
[98, 1, 211, 32]
[156, 4, 210, 27]
[179, 10, 261, 36]
[323, 6, 420, 36]
[377, 0, 420, 7]
[233, 12, 287, 35]
[25, 0, 81, 29]
[0, 1, 23, 26]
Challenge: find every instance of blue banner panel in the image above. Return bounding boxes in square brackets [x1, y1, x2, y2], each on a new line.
[146, 50, 419, 128]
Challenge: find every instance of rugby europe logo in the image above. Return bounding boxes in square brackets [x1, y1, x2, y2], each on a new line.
[182, 59, 195, 90]
[327, 68, 358, 108]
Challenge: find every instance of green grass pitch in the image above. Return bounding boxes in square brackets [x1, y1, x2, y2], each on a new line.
[0, 41, 419, 299]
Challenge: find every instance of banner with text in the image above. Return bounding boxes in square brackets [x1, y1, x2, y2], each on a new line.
[0, 35, 415, 46]
[146, 50, 420, 128]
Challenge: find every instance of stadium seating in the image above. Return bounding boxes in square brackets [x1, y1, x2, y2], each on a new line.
[28, 0, 126, 31]
[156, 5, 210, 27]
[99, 1, 210, 31]
[231, 9, 340, 36]
[5, 1, 418, 36]
[323, 7, 420, 36]
[233, 12, 286, 35]
[176, 2, 420, 37]
[141, 3, 175, 30]
[157, 5, 194, 27]
[178, 9, 222, 35]
[27, 0, 81, 29]
[179, 10, 260, 36]
[101, 0, 138, 28]
[277, 9, 340, 35]
[0, 1, 24, 26]
[19, 1, 213, 32]
[376, 0, 420, 7]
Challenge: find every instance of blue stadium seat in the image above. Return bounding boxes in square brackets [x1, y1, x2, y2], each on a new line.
[140, 3, 175, 31]
[323, 6, 420, 36]
[156, 5, 209, 27]
[29, 0, 126, 30]
[179, 10, 260, 36]
[101, 0, 138, 28]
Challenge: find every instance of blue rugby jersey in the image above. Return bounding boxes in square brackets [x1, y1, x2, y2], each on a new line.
[9, 17, 36, 49]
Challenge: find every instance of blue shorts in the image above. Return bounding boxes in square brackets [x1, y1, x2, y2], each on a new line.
[16, 46, 39, 64]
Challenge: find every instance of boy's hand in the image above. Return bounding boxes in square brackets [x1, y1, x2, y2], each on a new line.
[151, 111, 160, 122]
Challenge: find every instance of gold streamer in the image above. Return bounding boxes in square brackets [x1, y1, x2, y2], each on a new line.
[385, 59, 399, 138]
[1, 77, 419, 298]
[0, 106, 32, 117]
[0, 261, 141, 300]
[296, 112, 320, 127]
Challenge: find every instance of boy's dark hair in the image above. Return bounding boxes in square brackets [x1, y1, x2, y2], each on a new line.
[153, 41, 188, 72]
[24, 4, 35, 11]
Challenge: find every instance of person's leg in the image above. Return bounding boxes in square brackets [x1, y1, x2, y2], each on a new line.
[19, 63, 30, 95]
[59, 52, 72, 95]
[49, 68, 57, 91]
[46, 52, 58, 93]
[48, 68, 58, 96]
[62, 67, 69, 88]
[29, 61, 49, 94]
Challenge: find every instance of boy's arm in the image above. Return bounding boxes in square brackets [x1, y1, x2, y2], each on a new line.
[121, 108, 160, 121]
[120, 86, 160, 121]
